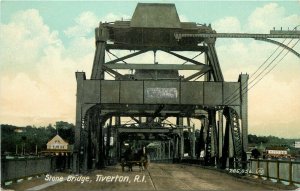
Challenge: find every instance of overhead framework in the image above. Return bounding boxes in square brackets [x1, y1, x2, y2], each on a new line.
[174, 29, 300, 58]
[73, 3, 300, 173]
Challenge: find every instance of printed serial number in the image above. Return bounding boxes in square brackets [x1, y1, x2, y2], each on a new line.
[225, 168, 252, 174]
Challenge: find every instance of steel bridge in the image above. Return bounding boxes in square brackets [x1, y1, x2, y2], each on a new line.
[73, 3, 300, 173]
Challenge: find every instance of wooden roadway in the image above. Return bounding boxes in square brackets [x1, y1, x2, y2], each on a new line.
[5, 163, 293, 191]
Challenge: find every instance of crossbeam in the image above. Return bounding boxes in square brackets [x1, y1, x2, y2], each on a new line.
[163, 50, 205, 65]
[118, 127, 177, 133]
[174, 33, 300, 40]
[105, 50, 148, 64]
[106, 44, 208, 52]
[103, 63, 210, 70]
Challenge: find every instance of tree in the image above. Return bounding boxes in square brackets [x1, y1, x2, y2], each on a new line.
[55, 121, 75, 144]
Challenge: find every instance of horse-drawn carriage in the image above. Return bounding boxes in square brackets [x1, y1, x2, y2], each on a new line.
[121, 147, 148, 172]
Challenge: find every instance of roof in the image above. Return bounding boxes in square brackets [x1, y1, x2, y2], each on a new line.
[265, 146, 288, 150]
[46, 134, 68, 146]
[130, 3, 181, 28]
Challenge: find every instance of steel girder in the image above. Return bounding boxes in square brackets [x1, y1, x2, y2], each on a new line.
[74, 3, 249, 173]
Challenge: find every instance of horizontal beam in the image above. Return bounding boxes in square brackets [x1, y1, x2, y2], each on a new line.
[163, 50, 205, 65]
[174, 33, 300, 40]
[106, 44, 208, 51]
[105, 50, 147, 64]
[118, 127, 173, 133]
[103, 63, 210, 70]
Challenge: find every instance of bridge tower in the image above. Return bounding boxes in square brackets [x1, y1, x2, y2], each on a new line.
[73, 3, 299, 173]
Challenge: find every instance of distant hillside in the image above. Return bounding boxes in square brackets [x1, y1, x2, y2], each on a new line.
[248, 134, 298, 148]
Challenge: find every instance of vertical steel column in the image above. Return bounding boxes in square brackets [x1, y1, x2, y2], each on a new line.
[106, 117, 112, 164]
[218, 110, 223, 164]
[228, 123, 234, 168]
[174, 136, 179, 159]
[177, 117, 184, 159]
[85, 113, 92, 170]
[73, 72, 86, 174]
[239, 74, 249, 152]
[115, 116, 121, 159]
[204, 51, 211, 81]
[187, 118, 195, 158]
[206, 43, 224, 82]
[221, 115, 230, 169]
[97, 112, 105, 168]
[199, 117, 208, 160]
[162, 142, 165, 159]
[168, 140, 171, 159]
[191, 125, 196, 159]
[205, 109, 218, 166]
[91, 26, 107, 80]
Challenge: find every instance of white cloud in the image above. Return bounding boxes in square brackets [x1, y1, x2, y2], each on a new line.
[0, 9, 81, 126]
[1, 5, 299, 138]
[213, 3, 300, 138]
[179, 14, 189, 22]
[246, 3, 300, 32]
[0, 10, 133, 126]
[101, 13, 130, 22]
[0, 9, 63, 74]
[212, 17, 241, 33]
[64, 12, 130, 38]
[64, 11, 98, 37]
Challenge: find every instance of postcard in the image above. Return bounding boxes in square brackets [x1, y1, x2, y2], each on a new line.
[1, 1, 300, 190]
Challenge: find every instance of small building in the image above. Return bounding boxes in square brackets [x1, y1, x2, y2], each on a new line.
[42, 134, 72, 156]
[41, 134, 73, 171]
[294, 141, 300, 149]
[264, 146, 290, 159]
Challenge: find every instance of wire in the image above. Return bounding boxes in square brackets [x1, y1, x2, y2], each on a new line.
[224, 38, 294, 105]
[223, 39, 287, 103]
[226, 39, 299, 105]
[223, 25, 300, 104]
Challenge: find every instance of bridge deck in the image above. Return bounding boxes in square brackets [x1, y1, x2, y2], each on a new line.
[4, 163, 284, 191]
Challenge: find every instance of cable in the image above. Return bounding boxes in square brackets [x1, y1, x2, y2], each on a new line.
[224, 38, 295, 105]
[226, 39, 299, 105]
[223, 39, 287, 103]
[223, 25, 300, 104]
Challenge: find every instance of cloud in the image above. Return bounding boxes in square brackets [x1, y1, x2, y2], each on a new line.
[1, 4, 299, 138]
[101, 13, 130, 22]
[213, 17, 241, 33]
[0, 9, 82, 126]
[64, 11, 98, 38]
[246, 3, 300, 32]
[212, 3, 300, 138]
[0, 10, 133, 126]
[64, 12, 130, 38]
[0, 9, 63, 74]
[179, 14, 189, 22]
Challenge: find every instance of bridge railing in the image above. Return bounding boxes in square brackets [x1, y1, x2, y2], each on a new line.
[248, 159, 300, 185]
[1, 156, 56, 184]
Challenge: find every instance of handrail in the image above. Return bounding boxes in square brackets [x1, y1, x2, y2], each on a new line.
[248, 159, 300, 185]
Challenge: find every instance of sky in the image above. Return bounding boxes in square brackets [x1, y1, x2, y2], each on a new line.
[0, 0, 299, 138]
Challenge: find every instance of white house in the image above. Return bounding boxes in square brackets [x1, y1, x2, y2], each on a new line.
[46, 135, 68, 150]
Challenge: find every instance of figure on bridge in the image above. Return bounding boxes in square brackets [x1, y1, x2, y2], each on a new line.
[121, 146, 148, 172]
